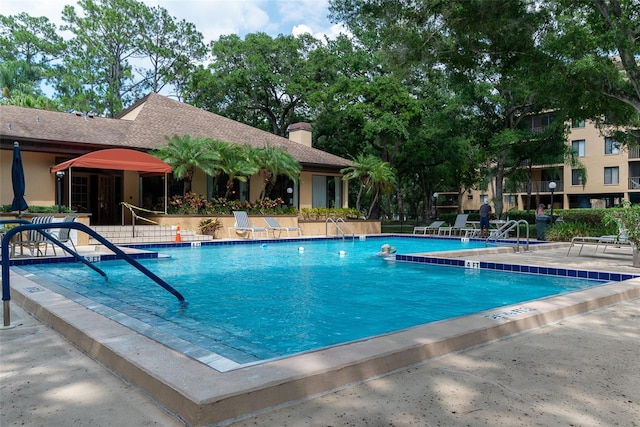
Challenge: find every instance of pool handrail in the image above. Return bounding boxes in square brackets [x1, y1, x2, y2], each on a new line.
[325, 217, 356, 240]
[1, 221, 185, 328]
[2, 219, 107, 278]
[485, 219, 529, 251]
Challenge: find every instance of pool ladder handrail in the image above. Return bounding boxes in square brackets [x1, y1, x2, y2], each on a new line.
[325, 217, 356, 240]
[485, 219, 529, 252]
[1, 221, 185, 328]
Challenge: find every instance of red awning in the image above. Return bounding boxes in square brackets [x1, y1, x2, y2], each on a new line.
[50, 148, 172, 174]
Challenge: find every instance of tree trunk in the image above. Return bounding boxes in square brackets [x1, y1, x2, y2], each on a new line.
[494, 160, 505, 218]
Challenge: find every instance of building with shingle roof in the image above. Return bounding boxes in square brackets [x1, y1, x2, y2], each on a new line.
[0, 93, 351, 225]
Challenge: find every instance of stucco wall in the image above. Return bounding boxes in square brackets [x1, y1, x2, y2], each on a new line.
[146, 214, 380, 237]
[1, 150, 58, 207]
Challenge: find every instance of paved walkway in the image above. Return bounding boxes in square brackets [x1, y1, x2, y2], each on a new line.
[1, 244, 639, 426]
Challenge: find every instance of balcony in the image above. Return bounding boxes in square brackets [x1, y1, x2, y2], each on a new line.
[629, 177, 640, 190]
[540, 181, 563, 192]
[629, 147, 640, 159]
[515, 181, 564, 193]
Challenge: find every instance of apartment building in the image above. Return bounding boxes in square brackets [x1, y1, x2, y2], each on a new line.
[449, 117, 635, 216]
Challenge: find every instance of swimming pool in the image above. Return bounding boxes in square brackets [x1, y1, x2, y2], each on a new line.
[20, 236, 606, 366]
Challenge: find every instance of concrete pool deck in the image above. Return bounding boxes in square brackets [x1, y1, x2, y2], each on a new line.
[1, 242, 639, 426]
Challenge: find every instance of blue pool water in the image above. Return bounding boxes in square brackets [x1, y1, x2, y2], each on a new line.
[21, 237, 605, 364]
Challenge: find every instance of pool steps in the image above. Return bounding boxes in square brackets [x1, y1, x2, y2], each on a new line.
[89, 225, 213, 245]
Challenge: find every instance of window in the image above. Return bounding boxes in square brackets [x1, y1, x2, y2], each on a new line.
[571, 169, 583, 186]
[604, 167, 619, 185]
[572, 140, 585, 157]
[571, 119, 585, 128]
[504, 195, 516, 204]
[531, 114, 554, 132]
[312, 175, 343, 208]
[604, 137, 620, 155]
[480, 194, 489, 204]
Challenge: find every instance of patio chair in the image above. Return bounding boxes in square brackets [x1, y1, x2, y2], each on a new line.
[264, 217, 302, 238]
[17, 216, 55, 256]
[413, 221, 445, 235]
[228, 211, 268, 239]
[567, 223, 632, 256]
[438, 214, 470, 236]
[46, 215, 78, 255]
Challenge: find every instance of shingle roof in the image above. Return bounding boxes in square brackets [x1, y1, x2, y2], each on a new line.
[0, 93, 351, 169]
[0, 107, 132, 146]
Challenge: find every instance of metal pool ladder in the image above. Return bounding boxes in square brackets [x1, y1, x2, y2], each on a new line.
[325, 217, 356, 240]
[485, 219, 530, 252]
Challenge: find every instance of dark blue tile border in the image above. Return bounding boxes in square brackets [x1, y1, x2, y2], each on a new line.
[8, 250, 160, 266]
[396, 254, 639, 283]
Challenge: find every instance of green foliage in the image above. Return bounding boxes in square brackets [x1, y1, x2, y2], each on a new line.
[604, 201, 640, 245]
[300, 207, 362, 220]
[252, 145, 301, 200]
[186, 32, 321, 136]
[167, 193, 297, 216]
[437, 208, 618, 241]
[341, 154, 396, 219]
[1, 205, 73, 213]
[544, 221, 605, 242]
[152, 134, 221, 195]
[197, 218, 222, 235]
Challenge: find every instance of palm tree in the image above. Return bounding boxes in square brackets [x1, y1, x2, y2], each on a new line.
[341, 154, 396, 219]
[151, 134, 220, 195]
[202, 138, 232, 192]
[254, 145, 301, 200]
[365, 158, 397, 219]
[215, 144, 259, 199]
[340, 154, 377, 212]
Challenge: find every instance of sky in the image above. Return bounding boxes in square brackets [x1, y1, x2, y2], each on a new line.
[2, 0, 347, 43]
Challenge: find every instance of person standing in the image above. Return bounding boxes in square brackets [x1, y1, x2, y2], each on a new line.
[536, 204, 545, 217]
[479, 200, 492, 238]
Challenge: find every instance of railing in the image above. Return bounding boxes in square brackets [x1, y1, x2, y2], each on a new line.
[121, 202, 164, 237]
[485, 219, 530, 252]
[1, 221, 185, 328]
[629, 177, 640, 190]
[514, 180, 564, 193]
[628, 146, 640, 159]
[325, 217, 356, 239]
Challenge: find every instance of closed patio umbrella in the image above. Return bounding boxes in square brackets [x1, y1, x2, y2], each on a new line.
[11, 141, 28, 216]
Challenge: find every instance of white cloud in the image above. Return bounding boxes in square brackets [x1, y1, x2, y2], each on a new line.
[0, 0, 342, 43]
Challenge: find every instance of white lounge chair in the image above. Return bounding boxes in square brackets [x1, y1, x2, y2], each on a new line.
[413, 221, 445, 235]
[47, 215, 78, 255]
[567, 228, 633, 256]
[264, 217, 302, 238]
[228, 211, 268, 239]
[438, 214, 471, 236]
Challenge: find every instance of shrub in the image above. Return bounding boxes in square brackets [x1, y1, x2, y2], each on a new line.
[198, 218, 222, 235]
[300, 207, 362, 220]
[1, 205, 73, 213]
[545, 221, 599, 242]
[167, 194, 297, 216]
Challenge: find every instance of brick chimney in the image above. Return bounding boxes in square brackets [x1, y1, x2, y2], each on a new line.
[288, 122, 312, 147]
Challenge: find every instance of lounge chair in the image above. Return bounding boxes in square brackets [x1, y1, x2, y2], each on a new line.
[14, 216, 55, 256]
[264, 217, 302, 238]
[413, 221, 445, 235]
[438, 214, 470, 236]
[567, 228, 633, 256]
[228, 211, 268, 239]
[47, 215, 78, 255]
